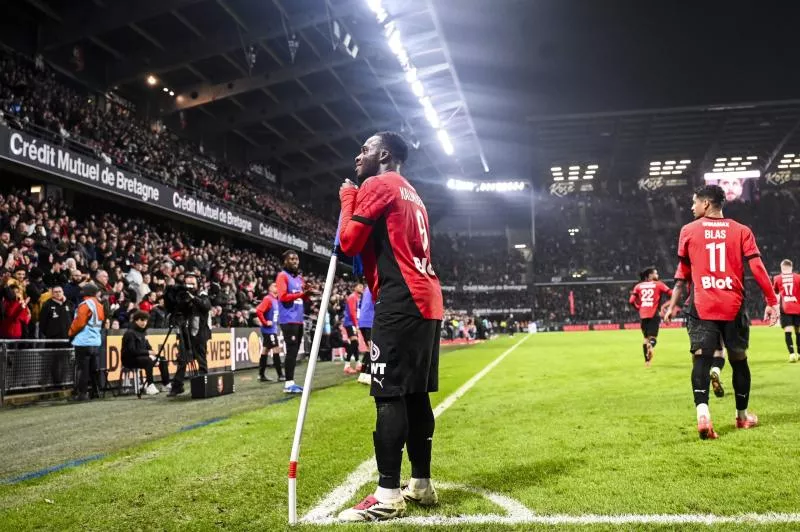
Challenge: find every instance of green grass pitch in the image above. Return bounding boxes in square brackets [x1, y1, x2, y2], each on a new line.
[2, 327, 800, 531]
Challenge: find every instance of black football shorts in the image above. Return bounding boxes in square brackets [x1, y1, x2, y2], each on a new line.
[640, 316, 661, 338]
[686, 307, 749, 354]
[344, 325, 358, 339]
[780, 313, 800, 329]
[368, 312, 441, 398]
[360, 327, 372, 345]
[280, 323, 303, 347]
[262, 332, 279, 349]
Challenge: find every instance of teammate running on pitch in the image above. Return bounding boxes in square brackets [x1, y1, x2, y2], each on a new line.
[629, 266, 672, 367]
[773, 259, 800, 362]
[342, 283, 364, 375]
[357, 285, 375, 385]
[255, 282, 282, 382]
[663, 185, 779, 440]
[336, 132, 443, 522]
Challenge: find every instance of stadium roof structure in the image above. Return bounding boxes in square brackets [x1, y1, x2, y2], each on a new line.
[2, 0, 488, 203]
[6, 0, 800, 209]
[529, 100, 800, 187]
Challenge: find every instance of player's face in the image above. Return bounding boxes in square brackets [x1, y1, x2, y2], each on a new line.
[650, 270, 659, 281]
[284, 253, 299, 272]
[355, 283, 364, 294]
[268, 283, 278, 296]
[355, 136, 383, 181]
[691, 194, 708, 218]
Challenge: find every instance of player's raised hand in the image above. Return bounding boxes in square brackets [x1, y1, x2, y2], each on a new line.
[764, 304, 780, 326]
[339, 178, 358, 195]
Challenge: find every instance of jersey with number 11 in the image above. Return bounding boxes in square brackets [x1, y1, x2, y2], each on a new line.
[350, 171, 443, 320]
[676, 217, 761, 321]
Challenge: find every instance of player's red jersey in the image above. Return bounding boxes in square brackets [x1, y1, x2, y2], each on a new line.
[338, 171, 443, 320]
[675, 217, 760, 321]
[774, 273, 800, 315]
[630, 280, 672, 319]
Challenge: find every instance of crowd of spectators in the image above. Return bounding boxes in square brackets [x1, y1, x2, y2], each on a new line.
[434, 234, 527, 286]
[0, 50, 337, 242]
[0, 188, 354, 340]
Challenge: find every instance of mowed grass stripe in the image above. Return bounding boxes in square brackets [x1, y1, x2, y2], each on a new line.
[432, 328, 800, 517]
[0, 338, 514, 531]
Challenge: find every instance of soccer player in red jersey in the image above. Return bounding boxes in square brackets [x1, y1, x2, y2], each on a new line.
[663, 185, 779, 440]
[774, 259, 800, 362]
[336, 132, 444, 522]
[629, 267, 672, 366]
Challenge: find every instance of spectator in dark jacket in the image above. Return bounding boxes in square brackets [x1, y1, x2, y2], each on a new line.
[120, 311, 168, 394]
[39, 286, 73, 339]
[63, 269, 83, 306]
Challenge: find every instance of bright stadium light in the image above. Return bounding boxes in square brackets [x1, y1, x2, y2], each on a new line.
[746, 156, 758, 160]
[649, 159, 691, 178]
[446, 178, 476, 191]
[365, 1, 455, 156]
[704, 170, 761, 180]
[162, 87, 169, 93]
[716, 157, 727, 162]
[146, 75, 158, 86]
[514, 244, 527, 249]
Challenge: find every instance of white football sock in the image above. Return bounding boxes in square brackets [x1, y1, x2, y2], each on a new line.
[374, 486, 401, 502]
[737, 409, 748, 420]
[710, 367, 720, 377]
[696, 403, 710, 422]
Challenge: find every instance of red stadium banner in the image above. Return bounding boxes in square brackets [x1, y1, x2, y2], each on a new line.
[563, 325, 590, 332]
[593, 323, 620, 331]
[568, 290, 575, 316]
[623, 322, 640, 329]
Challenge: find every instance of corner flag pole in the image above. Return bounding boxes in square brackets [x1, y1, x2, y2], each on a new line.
[288, 216, 348, 525]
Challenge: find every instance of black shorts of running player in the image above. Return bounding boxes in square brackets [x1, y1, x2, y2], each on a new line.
[262, 332, 279, 349]
[280, 323, 303, 347]
[686, 307, 750, 354]
[780, 313, 800, 329]
[344, 325, 358, 339]
[369, 312, 441, 398]
[640, 315, 661, 338]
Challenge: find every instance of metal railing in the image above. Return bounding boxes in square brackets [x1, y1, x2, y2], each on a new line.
[0, 339, 74, 405]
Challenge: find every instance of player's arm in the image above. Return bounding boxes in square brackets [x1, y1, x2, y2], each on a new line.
[338, 178, 392, 256]
[255, 296, 271, 326]
[773, 276, 783, 307]
[659, 281, 673, 298]
[741, 227, 779, 324]
[628, 288, 640, 309]
[663, 260, 690, 322]
[347, 294, 359, 329]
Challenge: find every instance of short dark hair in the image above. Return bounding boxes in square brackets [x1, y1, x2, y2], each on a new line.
[639, 267, 656, 281]
[282, 250, 298, 261]
[376, 131, 409, 164]
[694, 185, 726, 209]
[132, 310, 150, 322]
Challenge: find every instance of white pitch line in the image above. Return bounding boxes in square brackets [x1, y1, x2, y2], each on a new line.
[301, 335, 531, 523]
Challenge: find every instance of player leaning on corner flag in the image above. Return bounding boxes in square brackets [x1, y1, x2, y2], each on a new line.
[663, 185, 779, 440]
[335, 132, 444, 522]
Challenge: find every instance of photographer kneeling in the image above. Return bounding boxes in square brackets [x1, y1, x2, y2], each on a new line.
[168, 274, 211, 397]
[121, 311, 169, 395]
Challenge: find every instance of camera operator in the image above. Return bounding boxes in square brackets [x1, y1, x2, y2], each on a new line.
[167, 274, 211, 397]
[121, 311, 168, 395]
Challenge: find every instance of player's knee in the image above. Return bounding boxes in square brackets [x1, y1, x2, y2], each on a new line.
[405, 393, 434, 423]
[374, 397, 408, 440]
[649, 337, 657, 348]
[728, 349, 747, 362]
[695, 348, 715, 360]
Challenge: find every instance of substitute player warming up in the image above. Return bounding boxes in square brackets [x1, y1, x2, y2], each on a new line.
[336, 132, 443, 522]
[663, 185, 778, 440]
[773, 259, 800, 362]
[629, 267, 672, 366]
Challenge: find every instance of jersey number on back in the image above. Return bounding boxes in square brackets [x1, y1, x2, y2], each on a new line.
[412, 208, 435, 277]
[705, 242, 726, 272]
[640, 288, 655, 306]
[784, 282, 794, 297]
